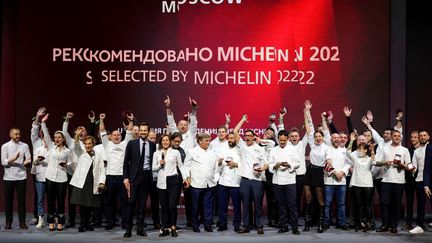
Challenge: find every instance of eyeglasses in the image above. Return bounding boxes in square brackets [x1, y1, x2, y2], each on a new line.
[173, 140, 182, 143]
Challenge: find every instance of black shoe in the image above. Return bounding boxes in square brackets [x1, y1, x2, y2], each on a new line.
[87, 225, 94, 231]
[390, 228, 398, 234]
[323, 224, 329, 230]
[278, 227, 289, 233]
[376, 226, 389, 232]
[65, 222, 75, 228]
[340, 225, 350, 231]
[105, 225, 114, 230]
[171, 229, 178, 237]
[19, 223, 28, 229]
[292, 228, 300, 235]
[193, 227, 201, 233]
[78, 226, 86, 232]
[205, 226, 213, 232]
[268, 220, 276, 228]
[237, 227, 250, 234]
[234, 226, 240, 232]
[137, 228, 147, 236]
[257, 227, 264, 235]
[159, 229, 170, 237]
[217, 225, 227, 231]
[124, 229, 132, 238]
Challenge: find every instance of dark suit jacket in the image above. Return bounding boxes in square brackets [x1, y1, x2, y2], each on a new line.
[423, 143, 432, 187]
[123, 138, 156, 183]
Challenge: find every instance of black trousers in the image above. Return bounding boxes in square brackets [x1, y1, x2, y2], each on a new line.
[404, 171, 416, 225]
[264, 172, 278, 224]
[80, 206, 94, 227]
[67, 174, 77, 224]
[351, 186, 374, 225]
[381, 182, 404, 228]
[46, 179, 68, 224]
[158, 182, 181, 228]
[149, 180, 161, 226]
[296, 175, 305, 216]
[4, 179, 27, 223]
[126, 171, 152, 229]
[104, 175, 128, 226]
[183, 187, 193, 225]
[274, 184, 298, 229]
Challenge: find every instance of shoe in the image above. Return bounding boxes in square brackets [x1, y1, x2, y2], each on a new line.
[159, 228, 170, 237]
[65, 222, 75, 228]
[268, 220, 276, 228]
[171, 229, 178, 237]
[234, 226, 240, 232]
[124, 229, 132, 238]
[137, 228, 147, 236]
[49, 224, 55, 231]
[317, 206, 324, 233]
[429, 222, 432, 227]
[376, 225, 389, 232]
[390, 228, 398, 234]
[237, 227, 250, 233]
[192, 227, 201, 233]
[78, 226, 86, 232]
[36, 216, 44, 228]
[278, 227, 289, 233]
[204, 226, 213, 232]
[217, 225, 227, 231]
[257, 227, 264, 235]
[105, 224, 114, 230]
[19, 222, 28, 229]
[87, 225, 94, 231]
[409, 226, 424, 234]
[404, 223, 413, 230]
[5, 222, 12, 230]
[57, 224, 63, 231]
[292, 229, 300, 235]
[323, 224, 329, 230]
[30, 217, 38, 225]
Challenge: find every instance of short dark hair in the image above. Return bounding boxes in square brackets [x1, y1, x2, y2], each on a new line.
[170, 132, 182, 141]
[244, 129, 256, 136]
[278, 130, 289, 138]
[217, 126, 227, 132]
[139, 122, 150, 130]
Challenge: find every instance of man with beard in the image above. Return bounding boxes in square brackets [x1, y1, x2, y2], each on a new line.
[217, 132, 242, 232]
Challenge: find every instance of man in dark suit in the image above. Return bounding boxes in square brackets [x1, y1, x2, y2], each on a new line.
[123, 122, 156, 238]
[423, 142, 432, 199]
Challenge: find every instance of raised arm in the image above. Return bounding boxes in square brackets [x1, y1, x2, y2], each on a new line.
[234, 115, 248, 143]
[73, 127, 84, 157]
[224, 113, 231, 130]
[361, 114, 384, 146]
[31, 107, 46, 145]
[41, 114, 53, 150]
[164, 96, 179, 133]
[62, 112, 74, 147]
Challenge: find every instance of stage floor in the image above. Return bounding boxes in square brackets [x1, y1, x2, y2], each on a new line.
[0, 213, 431, 243]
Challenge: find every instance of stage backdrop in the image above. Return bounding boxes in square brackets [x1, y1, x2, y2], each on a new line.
[13, 0, 390, 138]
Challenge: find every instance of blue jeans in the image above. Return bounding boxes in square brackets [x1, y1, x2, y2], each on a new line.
[191, 186, 215, 229]
[35, 181, 46, 216]
[324, 185, 346, 226]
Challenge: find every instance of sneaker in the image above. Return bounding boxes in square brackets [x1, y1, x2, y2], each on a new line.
[409, 226, 424, 234]
[429, 222, 432, 227]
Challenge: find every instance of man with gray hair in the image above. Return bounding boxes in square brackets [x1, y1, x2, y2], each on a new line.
[184, 133, 220, 233]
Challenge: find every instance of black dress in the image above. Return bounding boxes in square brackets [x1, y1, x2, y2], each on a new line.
[70, 164, 100, 208]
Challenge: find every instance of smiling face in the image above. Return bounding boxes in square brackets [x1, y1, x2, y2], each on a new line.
[419, 131, 429, 145]
[54, 132, 66, 147]
[10, 128, 21, 143]
[289, 131, 300, 145]
[84, 137, 95, 153]
[217, 127, 227, 141]
[178, 120, 188, 134]
[314, 131, 323, 144]
[111, 130, 122, 144]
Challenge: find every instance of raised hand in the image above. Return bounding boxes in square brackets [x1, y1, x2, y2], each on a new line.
[41, 113, 49, 123]
[36, 107, 46, 117]
[164, 95, 171, 108]
[242, 114, 249, 123]
[327, 111, 334, 122]
[350, 131, 357, 141]
[189, 97, 198, 107]
[304, 100, 312, 110]
[361, 115, 370, 126]
[126, 112, 134, 121]
[65, 112, 74, 120]
[366, 110, 373, 122]
[396, 109, 404, 120]
[225, 113, 231, 124]
[88, 111, 95, 122]
[343, 106, 352, 117]
[99, 113, 106, 120]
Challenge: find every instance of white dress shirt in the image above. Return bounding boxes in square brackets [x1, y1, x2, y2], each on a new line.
[376, 143, 411, 184]
[210, 137, 228, 158]
[308, 138, 330, 167]
[268, 145, 300, 185]
[184, 146, 219, 189]
[32, 146, 49, 182]
[287, 134, 308, 176]
[237, 138, 267, 181]
[100, 130, 131, 175]
[167, 113, 198, 153]
[43, 123, 73, 183]
[152, 148, 186, 189]
[412, 143, 428, 182]
[62, 120, 83, 175]
[218, 144, 242, 187]
[324, 146, 350, 185]
[1, 140, 31, 181]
